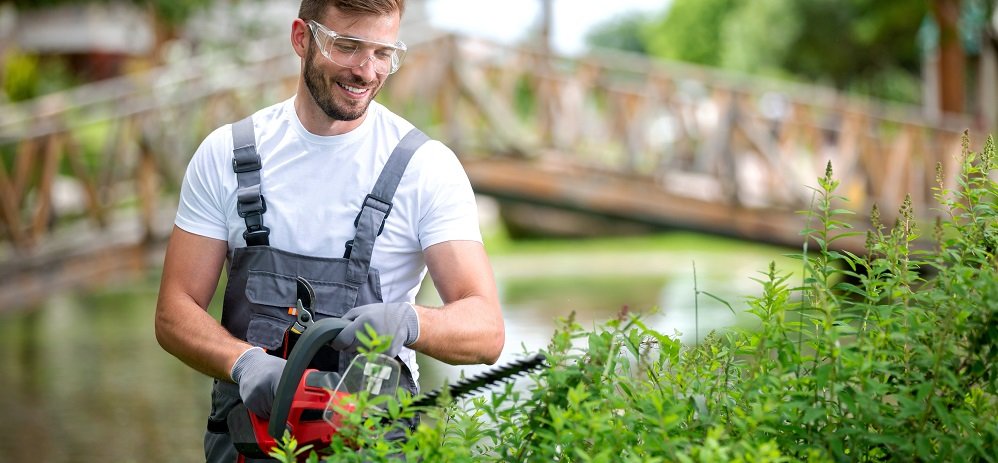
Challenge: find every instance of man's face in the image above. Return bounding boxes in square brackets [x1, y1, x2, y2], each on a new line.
[303, 11, 400, 121]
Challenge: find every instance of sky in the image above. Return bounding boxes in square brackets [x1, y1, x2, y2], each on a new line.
[425, 0, 672, 56]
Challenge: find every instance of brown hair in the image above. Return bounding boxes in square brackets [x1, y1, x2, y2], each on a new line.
[298, 0, 405, 22]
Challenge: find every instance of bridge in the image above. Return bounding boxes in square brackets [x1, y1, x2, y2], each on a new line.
[0, 30, 977, 312]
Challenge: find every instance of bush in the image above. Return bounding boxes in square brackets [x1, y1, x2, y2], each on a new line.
[2, 49, 79, 102]
[274, 133, 998, 462]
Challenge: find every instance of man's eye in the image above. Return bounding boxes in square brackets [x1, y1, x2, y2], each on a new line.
[334, 42, 360, 53]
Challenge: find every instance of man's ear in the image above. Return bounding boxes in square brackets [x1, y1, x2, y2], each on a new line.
[291, 18, 309, 58]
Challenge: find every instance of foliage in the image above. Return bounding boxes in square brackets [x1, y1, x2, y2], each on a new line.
[778, 0, 926, 93]
[586, 0, 929, 104]
[582, 12, 649, 55]
[1, 48, 79, 102]
[718, 0, 801, 79]
[636, 0, 737, 67]
[273, 133, 998, 461]
[3, 0, 214, 26]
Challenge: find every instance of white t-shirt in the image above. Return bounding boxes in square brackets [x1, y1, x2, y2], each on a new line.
[176, 97, 483, 305]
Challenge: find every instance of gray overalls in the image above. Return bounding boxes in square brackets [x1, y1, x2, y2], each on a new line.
[203, 116, 428, 462]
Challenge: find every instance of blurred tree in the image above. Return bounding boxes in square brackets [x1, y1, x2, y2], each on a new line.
[931, 0, 965, 113]
[718, 0, 800, 78]
[585, 0, 932, 104]
[1, 0, 217, 97]
[2, 0, 213, 27]
[2, 0, 216, 59]
[639, 0, 736, 66]
[786, 0, 928, 93]
[584, 12, 649, 55]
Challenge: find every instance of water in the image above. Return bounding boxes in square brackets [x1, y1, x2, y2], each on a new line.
[0, 231, 795, 462]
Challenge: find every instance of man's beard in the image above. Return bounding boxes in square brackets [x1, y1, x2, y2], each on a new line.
[303, 44, 378, 122]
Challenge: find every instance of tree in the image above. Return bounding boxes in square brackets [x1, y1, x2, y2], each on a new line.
[719, 0, 801, 78]
[585, 0, 931, 104]
[584, 12, 650, 55]
[784, 0, 928, 95]
[3, 0, 216, 59]
[638, 0, 737, 67]
[931, 0, 966, 113]
[3, 0, 213, 27]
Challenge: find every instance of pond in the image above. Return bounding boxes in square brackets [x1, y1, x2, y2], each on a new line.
[0, 229, 796, 462]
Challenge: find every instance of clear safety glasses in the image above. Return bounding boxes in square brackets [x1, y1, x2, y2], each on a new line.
[307, 20, 407, 75]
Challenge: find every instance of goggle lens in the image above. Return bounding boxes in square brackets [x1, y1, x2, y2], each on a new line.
[308, 20, 406, 75]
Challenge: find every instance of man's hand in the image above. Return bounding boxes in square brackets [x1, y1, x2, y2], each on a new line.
[331, 302, 420, 358]
[230, 347, 286, 418]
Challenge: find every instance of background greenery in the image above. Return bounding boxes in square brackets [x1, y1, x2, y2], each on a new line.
[1, 0, 213, 26]
[585, 0, 990, 105]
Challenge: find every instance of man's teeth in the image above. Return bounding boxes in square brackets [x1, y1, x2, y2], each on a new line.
[339, 83, 366, 94]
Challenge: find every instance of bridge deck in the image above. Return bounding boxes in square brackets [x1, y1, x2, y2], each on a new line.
[462, 156, 864, 252]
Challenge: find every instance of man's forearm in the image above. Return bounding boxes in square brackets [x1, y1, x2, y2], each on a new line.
[156, 227, 243, 381]
[155, 295, 251, 382]
[409, 296, 505, 365]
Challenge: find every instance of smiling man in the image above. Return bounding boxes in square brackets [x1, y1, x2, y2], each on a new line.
[154, 1, 505, 461]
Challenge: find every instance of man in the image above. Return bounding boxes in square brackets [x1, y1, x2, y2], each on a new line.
[154, 0, 505, 460]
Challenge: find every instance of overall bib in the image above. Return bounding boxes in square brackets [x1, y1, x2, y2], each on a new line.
[203, 117, 428, 462]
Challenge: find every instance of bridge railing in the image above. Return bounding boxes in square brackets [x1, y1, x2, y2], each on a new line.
[0, 41, 300, 260]
[382, 36, 977, 229]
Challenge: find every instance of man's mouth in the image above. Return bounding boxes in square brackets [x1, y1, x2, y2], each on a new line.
[337, 82, 368, 95]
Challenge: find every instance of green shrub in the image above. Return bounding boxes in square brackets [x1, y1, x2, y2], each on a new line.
[273, 133, 998, 462]
[2, 49, 79, 102]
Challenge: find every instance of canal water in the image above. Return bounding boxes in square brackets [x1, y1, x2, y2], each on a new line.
[0, 217, 796, 462]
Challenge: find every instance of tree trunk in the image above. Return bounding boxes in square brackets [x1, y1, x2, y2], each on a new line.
[931, 0, 966, 114]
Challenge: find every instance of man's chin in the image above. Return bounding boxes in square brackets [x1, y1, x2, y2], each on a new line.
[320, 100, 368, 122]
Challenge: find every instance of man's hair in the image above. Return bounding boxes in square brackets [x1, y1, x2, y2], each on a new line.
[298, 0, 405, 22]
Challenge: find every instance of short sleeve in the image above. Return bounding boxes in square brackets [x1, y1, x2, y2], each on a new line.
[415, 141, 482, 249]
[174, 126, 231, 241]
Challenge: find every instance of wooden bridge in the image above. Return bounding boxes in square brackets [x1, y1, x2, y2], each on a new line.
[0, 30, 978, 312]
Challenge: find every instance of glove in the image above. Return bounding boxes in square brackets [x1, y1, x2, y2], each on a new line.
[230, 347, 286, 419]
[331, 302, 420, 358]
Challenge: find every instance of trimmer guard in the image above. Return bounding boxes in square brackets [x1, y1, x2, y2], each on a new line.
[227, 316, 402, 460]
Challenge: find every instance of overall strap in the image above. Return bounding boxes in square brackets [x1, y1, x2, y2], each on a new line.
[346, 128, 430, 284]
[231, 116, 270, 246]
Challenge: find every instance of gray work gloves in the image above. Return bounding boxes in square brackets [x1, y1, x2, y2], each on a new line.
[331, 302, 420, 358]
[230, 347, 286, 418]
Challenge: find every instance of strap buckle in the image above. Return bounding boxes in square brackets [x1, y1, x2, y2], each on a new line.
[243, 226, 271, 246]
[239, 196, 270, 246]
[232, 155, 262, 174]
[237, 195, 267, 218]
[353, 194, 393, 236]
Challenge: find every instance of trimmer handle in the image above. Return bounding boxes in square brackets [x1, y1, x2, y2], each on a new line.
[269, 317, 350, 439]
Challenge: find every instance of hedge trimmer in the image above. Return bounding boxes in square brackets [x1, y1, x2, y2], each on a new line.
[227, 282, 546, 460]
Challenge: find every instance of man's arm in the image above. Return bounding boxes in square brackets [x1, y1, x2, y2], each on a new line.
[155, 226, 251, 381]
[409, 240, 505, 365]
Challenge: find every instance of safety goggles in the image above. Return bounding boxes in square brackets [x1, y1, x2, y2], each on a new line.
[307, 20, 407, 75]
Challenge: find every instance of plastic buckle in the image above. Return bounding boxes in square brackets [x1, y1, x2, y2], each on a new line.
[237, 195, 267, 218]
[353, 194, 392, 236]
[232, 156, 262, 173]
[243, 226, 271, 246]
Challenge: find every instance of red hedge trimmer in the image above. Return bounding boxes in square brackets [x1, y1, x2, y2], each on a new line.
[227, 282, 546, 460]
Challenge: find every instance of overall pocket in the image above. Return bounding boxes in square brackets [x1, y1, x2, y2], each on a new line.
[308, 279, 362, 318]
[244, 271, 297, 350]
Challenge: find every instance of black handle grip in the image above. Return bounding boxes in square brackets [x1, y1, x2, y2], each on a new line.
[268, 317, 350, 439]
